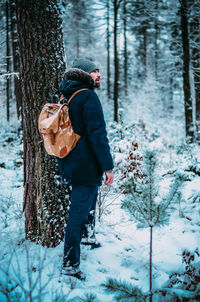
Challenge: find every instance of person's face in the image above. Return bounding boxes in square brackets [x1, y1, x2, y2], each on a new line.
[90, 69, 101, 88]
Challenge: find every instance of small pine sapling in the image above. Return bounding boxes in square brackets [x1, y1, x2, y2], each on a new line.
[102, 277, 148, 301]
[80, 292, 98, 302]
[121, 150, 181, 302]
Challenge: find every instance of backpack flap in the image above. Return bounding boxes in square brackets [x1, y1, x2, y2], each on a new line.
[39, 103, 67, 135]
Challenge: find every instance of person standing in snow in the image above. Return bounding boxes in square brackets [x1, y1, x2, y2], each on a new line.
[57, 58, 114, 280]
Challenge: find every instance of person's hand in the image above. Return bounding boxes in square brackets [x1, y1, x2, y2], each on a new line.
[104, 171, 114, 186]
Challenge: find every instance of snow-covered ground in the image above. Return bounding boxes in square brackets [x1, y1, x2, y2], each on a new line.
[0, 118, 200, 301]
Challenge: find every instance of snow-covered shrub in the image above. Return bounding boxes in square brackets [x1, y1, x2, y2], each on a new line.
[0, 258, 21, 302]
[154, 287, 200, 302]
[108, 116, 147, 192]
[188, 193, 200, 204]
[165, 248, 200, 291]
[107, 108, 163, 191]
[96, 113, 151, 222]
[175, 142, 200, 181]
[0, 120, 22, 147]
[117, 141, 144, 184]
[0, 194, 13, 228]
[97, 185, 112, 222]
[0, 242, 73, 302]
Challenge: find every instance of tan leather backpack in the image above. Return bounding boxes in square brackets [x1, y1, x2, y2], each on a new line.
[38, 88, 88, 158]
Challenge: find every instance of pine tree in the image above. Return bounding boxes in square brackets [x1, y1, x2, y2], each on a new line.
[123, 0, 128, 96]
[10, 0, 22, 119]
[121, 150, 181, 302]
[62, 0, 96, 63]
[15, 0, 70, 247]
[180, 0, 194, 141]
[189, 0, 200, 142]
[0, 0, 22, 120]
[102, 278, 148, 301]
[106, 0, 111, 99]
[112, 0, 121, 122]
[6, 0, 11, 121]
[128, 0, 149, 81]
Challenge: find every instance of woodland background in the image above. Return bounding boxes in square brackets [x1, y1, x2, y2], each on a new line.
[0, 0, 200, 301]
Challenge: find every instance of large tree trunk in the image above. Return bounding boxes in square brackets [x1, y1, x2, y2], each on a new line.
[15, 0, 70, 247]
[180, 0, 194, 141]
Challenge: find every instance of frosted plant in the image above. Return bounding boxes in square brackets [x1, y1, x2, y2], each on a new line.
[80, 292, 98, 302]
[121, 149, 181, 302]
[102, 277, 148, 301]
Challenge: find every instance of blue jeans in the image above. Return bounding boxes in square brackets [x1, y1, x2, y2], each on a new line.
[63, 184, 98, 267]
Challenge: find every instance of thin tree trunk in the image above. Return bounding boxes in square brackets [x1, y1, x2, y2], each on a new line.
[169, 75, 173, 109]
[123, 0, 128, 96]
[6, 0, 10, 121]
[150, 226, 153, 302]
[76, 30, 80, 58]
[10, 0, 22, 119]
[76, 14, 80, 58]
[149, 167, 153, 302]
[143, 26, 147, 79]
[154, 0, 158, 80]
[190, 15, 200, 142]
[113, 0, 120, 122]
[106, 0, 111, 99]
[180, 0, 194, 141]
[15, 0, 70, 247]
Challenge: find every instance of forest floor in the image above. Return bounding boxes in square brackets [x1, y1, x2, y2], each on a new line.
[0, 121, 200, 302]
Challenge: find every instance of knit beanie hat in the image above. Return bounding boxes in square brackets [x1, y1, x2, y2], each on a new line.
[72, 58, 99, 74]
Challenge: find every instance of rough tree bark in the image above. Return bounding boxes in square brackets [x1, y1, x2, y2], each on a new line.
[180, 0, 194, 141]
[15, 0, 70, 247]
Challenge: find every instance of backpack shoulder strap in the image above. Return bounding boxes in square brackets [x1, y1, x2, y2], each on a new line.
[66, 88, 89, 106]
[59, 88, 89, 105]
[59, 94, 66, 104]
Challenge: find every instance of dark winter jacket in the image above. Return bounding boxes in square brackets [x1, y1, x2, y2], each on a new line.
[57, 68, 114, 185]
